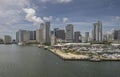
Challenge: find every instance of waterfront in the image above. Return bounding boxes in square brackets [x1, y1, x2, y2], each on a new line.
[0, 45, 120, 77]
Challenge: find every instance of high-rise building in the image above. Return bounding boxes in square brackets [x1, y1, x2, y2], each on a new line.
[29, 31, 36, 40]
[23, 31, 30, 43]
[74, 31, 81, 42]
[85, 32, 89, 42]
[36, 22, 51, 44]
[45, 22, 51, 43]
[16, 30, 27, 43]
[4, 35, 12, 44]
[56, 29, 65, 40]
[16, 31, 19, 43]
[51, 34, 56, 46]
[92, 21, 102, 42]
[16, 30, 36, 43]
[54, 28, 59, 37]
[36, 29, 43, 43]
[65, 24, 73, 43]
[113, 30, 120, 40]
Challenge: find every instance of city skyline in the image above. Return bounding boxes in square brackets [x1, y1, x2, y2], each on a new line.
[0, 0, 120, 39]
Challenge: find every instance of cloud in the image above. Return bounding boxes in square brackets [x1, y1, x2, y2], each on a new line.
[23, 8, 44, 24]
[40, 0, 72, 3]
[43, 16, 52, 22]
[115, 16, 120, 20]
[55, 18, 60, 21]
[63, 17, 69, 23]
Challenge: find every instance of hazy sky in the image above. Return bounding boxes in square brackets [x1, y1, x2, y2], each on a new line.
[0, 0, 120, 39]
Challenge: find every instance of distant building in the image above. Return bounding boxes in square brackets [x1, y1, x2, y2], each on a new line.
[65, 24, 73, 43]
[74, 31, 81, 43]
[113, 30, 120, 40]
[4, 35, 12, 44]
[54, 28, 59, 37]
[92, 21, 102, 42]
[16, 30, 36, 43]
[29, 31, 36, 40]
[56, 29, 65, 40]
[36, 29, 43, 44]
[0, 38, 4, 44]
[36, 22, 51, 44]
[103, 32, 114, 42]
[45, 22, 51, 43]
[16, 30, 27, 43]
[23, 31, 30, 43]
[85, 32, 89, 42]
[51, 34, 56, 46]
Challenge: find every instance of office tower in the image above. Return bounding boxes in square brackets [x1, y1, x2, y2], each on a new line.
[36, 29, 43, 43]
[74, 31, 81, 42]
[16, 30, 37, 43]
[114, 30, 120, 40]
[65, 24, 74, 43]
[51, 33, 56, 46]
[45, 22, 51, 43]
[93, 21, 102, 42]
[23, 31, 30, 43]
[29, 31, 36, 40]
[4, 35, 12, 44]
[56, 29, 65, 40]
[16, 30, 26, 43]
[40, 23, 46, 43]
[36, 22, 51, 44]
[85, 32, 89, 42]
[16, 31, 19, 43]
[36, 29, 40, 43]
[54, 28, 59, 37]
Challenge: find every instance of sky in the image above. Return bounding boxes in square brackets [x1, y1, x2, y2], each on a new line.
[0, 0, 120, 39]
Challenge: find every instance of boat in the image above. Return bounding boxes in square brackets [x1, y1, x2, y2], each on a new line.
[38, 45, 43, 48]
[18, 42, 25, 46]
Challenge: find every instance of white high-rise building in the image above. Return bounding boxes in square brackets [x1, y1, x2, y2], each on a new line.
[93, 21, 102, 42]
[16, 30, 36, 44]
[36, 22, 51, 44]
[16, 30, 27, 43]
[23, 31, 30, 43]
[65, 24, 73, 43]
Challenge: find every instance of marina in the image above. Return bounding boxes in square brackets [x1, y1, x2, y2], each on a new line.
[45, 43, 120, 61]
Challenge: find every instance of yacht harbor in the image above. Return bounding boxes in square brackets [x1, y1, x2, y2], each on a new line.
[47, 43, 120, 61]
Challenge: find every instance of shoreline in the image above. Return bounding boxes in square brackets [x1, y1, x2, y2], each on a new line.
[47, 48, 120, 62]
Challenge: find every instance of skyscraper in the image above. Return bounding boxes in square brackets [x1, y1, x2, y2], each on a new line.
[114, 30, 120, 40]
[93, 21, 102, 42]
[29, 31, 36, 40]
[23, 31, 30, 43]
[45, 22, 51, 43]
[74, 31, 81, 43]
[65, 24, 73, 42]
[54, 28, 59, 37]
[56, 29, 65, 40]
[16, 30, 27, 43]
[16, 30, 36, 43]
[36, 22, 51, 44]
[85, 32, 89, 42]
